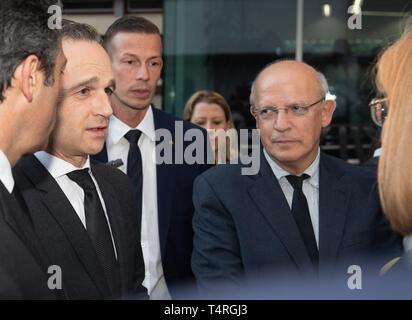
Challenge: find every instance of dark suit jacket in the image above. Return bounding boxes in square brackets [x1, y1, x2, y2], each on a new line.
[362, 156, 379, 172]
[191, 150, 403, 295]
[13, 155, 147, 300]
[0, 181, 62, 299]
[92, 106, 213, 295]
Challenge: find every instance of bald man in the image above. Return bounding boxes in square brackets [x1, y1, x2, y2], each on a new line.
[191, 60, 403, 297]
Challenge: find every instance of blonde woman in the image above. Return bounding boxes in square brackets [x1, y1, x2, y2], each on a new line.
[375, 28, 412, 278]
[183, 90, 238, 164]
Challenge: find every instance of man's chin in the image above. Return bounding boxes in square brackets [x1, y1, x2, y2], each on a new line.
[88, 144, 106, 156]
[116, 93, 152, 111]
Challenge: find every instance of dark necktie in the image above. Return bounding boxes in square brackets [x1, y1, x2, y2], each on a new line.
[67, 169, 121, 297]
[11, 185, 32, 223]
[124, 130, 143, 218]
[286, 174, 319, 270]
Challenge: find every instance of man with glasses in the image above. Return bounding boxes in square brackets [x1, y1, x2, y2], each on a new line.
[191, 60, 403, 297]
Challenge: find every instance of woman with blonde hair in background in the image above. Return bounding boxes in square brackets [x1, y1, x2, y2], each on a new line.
[183, 90, 238, 164]
[375, 27, 412, 281]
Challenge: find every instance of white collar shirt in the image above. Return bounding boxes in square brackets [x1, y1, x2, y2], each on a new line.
[35, 151, 117, 258]
[106, 106, 170, 299]
[263, 148, 320, 247]
[0, 150, 14, 193]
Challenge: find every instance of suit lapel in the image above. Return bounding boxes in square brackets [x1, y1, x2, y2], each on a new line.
[247, 151, 315, 274]
[91, 162, 128, 295]
[0, 181, 52, 272]
[318, 154, 349, 271]
[153, 106, 176, 257]
[18, 155, 111, 297]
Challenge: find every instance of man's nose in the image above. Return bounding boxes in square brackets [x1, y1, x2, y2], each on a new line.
[136, 64, 149, 81]
[274, 109, 291, 131]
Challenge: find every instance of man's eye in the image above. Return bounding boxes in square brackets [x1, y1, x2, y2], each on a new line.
[105, 88, 114, 96]
[150, 61, 160, 67]
[78, 88, 90, 95]
[291, 106, 306, 114]
[261, 109, 274, 115]
[125, 60, 135, 65]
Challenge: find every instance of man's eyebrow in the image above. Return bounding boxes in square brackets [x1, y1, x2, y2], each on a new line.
[122, 52, 162, 60]
[65, 76, 99, 93]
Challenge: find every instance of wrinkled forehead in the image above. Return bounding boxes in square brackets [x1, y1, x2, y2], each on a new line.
[62, 39, 113, 80]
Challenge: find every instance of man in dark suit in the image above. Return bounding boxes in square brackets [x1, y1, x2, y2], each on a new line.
[191, 60, 403, 297]
[13, 21, 146, 299]
[0, 0, 67, 299]
[92, 16, 213, 299]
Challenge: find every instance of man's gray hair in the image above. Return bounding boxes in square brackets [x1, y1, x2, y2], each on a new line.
[61, 19, 102, 44]
[249, 60, 329, 106]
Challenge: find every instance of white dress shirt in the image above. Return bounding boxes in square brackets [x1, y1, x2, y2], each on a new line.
[264, 148, 320, 247]
[106, 106, 171, 300]
[35, 151, 117, 258]
[0, 150, 14, 193]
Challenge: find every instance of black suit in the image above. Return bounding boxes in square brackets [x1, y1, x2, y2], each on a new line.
[192, 150, 403, 296]
[0, 181, 62, 299]
[92, 106, 213, 295]
[13, 155, 147, 299]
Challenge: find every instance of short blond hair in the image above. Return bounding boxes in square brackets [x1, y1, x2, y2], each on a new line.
[377, 27, 412, 236]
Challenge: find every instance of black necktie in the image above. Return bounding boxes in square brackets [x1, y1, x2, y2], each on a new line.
[124, 130, 143, 218]
[11, 185, 31, 222]
[67, 169, 121, 297]
[286, 174, 319, 270]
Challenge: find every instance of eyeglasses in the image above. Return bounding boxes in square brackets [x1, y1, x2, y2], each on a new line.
[252, 97, 325, 122]
[369, 97, 388, 127]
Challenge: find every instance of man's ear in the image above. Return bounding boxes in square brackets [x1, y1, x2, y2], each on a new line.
[321, 99, 336, 128]
[250, 105, 259, 129]
[20, 55, 40, 103]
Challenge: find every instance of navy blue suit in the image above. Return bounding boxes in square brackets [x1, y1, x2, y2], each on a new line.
[92, 106, 213, 295]
[192, 150, 403, 296]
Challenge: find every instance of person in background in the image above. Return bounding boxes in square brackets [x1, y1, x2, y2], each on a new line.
[191, 60, 403, 297]
[183, 90, 238, 164]
[375, 28, 412, 281]
[92, 16, 213, 299]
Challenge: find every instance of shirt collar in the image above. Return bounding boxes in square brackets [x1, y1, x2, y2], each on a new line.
[0, 150, 14, 193]
[35, 151, 91, 179]
[373, 147, 382, 158]
[107, 105, 156, 146]
[263, 147, 320, 188]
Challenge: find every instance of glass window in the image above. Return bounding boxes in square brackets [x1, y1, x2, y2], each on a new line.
[128, 0, 163, 11]
[62, 0, 114, 12]
[163, 0, 411, 163]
